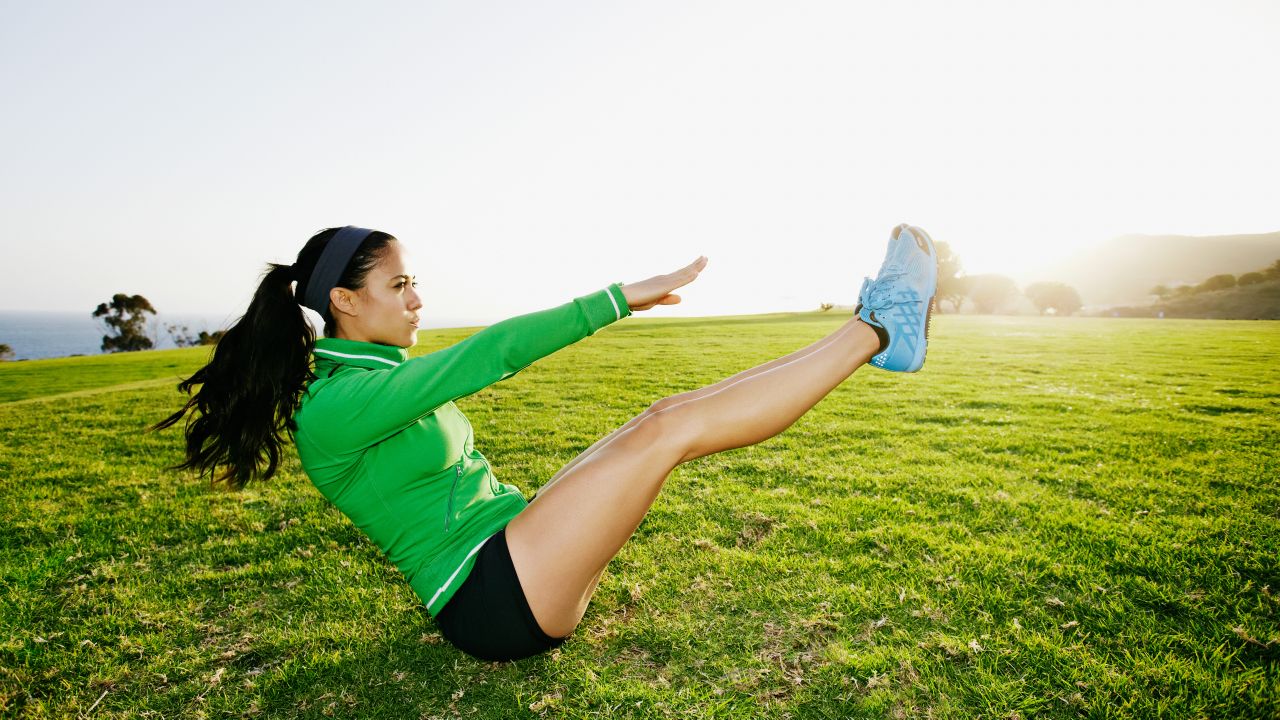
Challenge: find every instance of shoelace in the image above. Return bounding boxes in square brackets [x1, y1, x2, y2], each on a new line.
[859, 268, 920, 315]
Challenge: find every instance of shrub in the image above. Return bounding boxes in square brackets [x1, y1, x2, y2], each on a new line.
[1197, 274, 1237, 293]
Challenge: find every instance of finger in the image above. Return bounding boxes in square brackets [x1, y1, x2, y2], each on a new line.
[669, 259, 707, 287]
[659, 294, 681, 305]
[669, 256, 705, 277]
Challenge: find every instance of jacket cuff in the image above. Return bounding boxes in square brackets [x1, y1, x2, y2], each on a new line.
[607, 283, 632, 320]
[575, 283, 632, 334]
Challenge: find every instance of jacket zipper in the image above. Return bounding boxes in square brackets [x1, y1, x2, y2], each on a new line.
[445, 463, 461, 532]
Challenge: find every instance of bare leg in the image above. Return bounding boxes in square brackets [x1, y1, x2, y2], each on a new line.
[529, 322, 852, 500]
[523, 321, 855, 618]
[505, 316, 882, 637]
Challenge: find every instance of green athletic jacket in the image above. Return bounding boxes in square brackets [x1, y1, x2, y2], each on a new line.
[293, 284, 631, 616]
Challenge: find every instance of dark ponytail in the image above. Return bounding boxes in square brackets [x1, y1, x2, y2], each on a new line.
[150, 227, 396, 490]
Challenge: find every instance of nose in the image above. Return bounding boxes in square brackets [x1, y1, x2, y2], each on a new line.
[407, 286, 424, 310]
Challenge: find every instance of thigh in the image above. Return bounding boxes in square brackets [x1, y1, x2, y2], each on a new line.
[434, 529, 569, 662]
[506, 410, 689, 638]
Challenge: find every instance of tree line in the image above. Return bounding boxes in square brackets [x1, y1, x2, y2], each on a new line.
[935, 242, 1085, 315]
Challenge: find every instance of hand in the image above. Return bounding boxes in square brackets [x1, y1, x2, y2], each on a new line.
[619, 256, 708, 312]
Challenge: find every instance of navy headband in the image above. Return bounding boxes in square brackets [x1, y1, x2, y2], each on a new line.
[302, 226, 376, 322]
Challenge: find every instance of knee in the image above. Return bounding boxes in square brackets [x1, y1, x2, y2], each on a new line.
[637, 396, 700, 460]
[645, 396, 673, 415]
[645, 392, 691, 416]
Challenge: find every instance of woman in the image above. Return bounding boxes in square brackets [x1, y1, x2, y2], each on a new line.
[152, 223, 937, 662]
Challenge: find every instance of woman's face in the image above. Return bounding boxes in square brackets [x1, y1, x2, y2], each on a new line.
[331, 241, 423, 348]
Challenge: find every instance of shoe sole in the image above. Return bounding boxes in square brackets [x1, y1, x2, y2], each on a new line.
[903, 225, 938, 372]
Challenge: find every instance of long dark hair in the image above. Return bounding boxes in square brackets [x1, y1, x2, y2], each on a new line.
[149, 227, 397, 490]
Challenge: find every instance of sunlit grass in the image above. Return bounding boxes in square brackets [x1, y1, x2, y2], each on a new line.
[2, 313, 1277, 718]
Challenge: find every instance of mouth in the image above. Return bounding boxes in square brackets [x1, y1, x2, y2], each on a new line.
[408, 318, 420, 327]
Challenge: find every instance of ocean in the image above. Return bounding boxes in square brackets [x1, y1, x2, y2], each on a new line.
[0, 310, 485, 362]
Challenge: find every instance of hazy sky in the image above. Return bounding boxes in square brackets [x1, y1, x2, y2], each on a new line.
[2, 0, 1276, 326]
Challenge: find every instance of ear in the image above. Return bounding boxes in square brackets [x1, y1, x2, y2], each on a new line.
[329, 286, 359, 318]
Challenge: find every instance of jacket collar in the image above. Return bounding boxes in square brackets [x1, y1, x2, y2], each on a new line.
[313, 337, 408, 370]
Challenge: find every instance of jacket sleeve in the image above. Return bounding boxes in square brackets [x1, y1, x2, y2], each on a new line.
[302, 283, 631, 455]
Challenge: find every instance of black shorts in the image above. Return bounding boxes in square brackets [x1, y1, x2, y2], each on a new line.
[434, 528, 570, 662]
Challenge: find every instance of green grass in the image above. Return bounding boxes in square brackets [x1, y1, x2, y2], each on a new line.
[2, 313, 1277, 719]
[0, 347, 210, 404]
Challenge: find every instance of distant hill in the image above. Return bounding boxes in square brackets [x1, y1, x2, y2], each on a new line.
[1045, 231, 1280, 307]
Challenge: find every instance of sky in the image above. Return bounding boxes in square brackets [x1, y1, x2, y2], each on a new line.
[1, 0, 1276, 328]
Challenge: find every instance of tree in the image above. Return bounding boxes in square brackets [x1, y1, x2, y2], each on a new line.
[0, 343, 13, 361]
[166, 323, 199, 348]
[934, 241, 968, 312]
[1265, 259, 1280, 280]
[197, 329, 227, 345]
[1196, 274, 1236, 293]
[1024, 281, 1083, 316]
[1150, 284, 1172, 299]
[819, 303, 834, 312]
[92, 293, 157, 353]
[966, 274, 1020, 314]
[1237, 272, 1266, 286]
[165, 322, 226, 347]
[944, 275, 973, 313]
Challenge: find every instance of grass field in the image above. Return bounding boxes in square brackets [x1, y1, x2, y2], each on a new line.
[2, 313, 1277, 719]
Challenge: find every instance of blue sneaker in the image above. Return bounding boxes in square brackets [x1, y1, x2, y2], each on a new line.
[855, 224, 938, 372]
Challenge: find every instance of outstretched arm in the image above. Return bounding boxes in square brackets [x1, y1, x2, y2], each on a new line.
[300, 284, 629, 454]
[299, 255, 709, 456]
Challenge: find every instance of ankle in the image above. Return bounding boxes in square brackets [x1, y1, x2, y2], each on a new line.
[861, 319, 889, 355]
[852, 318, 889, 356]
